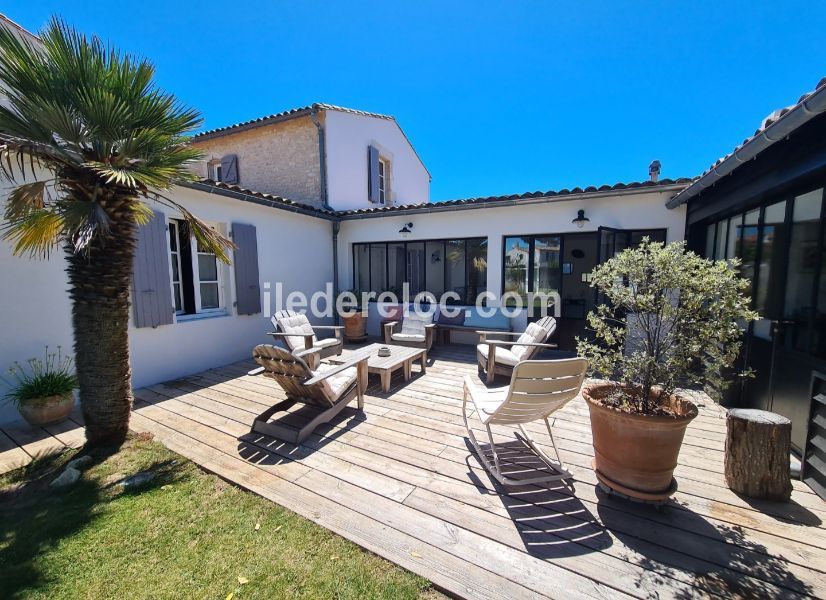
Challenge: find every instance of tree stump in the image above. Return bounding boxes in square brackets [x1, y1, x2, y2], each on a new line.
[724, 409, 792, 501]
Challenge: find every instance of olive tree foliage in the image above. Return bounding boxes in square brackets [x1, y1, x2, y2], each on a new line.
[577, 240, 758, 414]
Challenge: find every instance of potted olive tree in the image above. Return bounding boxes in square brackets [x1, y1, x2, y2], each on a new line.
[577, 240, 757, 501]
[4, 347, 77, 426]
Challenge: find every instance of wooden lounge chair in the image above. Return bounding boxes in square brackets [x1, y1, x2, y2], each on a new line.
[477, 316, 558, 384]
[269, 309, 343, 368]
[251, 344, 368, 444]
[462, 357, 588, 486]
[382, 307, 437, 361]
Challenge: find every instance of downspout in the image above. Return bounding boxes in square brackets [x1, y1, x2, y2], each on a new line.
[310, 107, 330, 210]
[332, 220, 340, 324]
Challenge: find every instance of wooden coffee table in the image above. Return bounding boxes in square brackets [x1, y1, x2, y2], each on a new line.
[331, 343, 427, 392]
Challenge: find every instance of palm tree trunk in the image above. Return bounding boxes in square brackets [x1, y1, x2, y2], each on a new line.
[66, 199, 137, 446]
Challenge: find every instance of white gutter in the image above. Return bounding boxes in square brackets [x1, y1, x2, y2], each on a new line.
[667, 82, 826, 209]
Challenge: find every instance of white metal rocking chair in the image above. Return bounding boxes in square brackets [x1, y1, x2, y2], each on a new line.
[462, 358, 589, 486]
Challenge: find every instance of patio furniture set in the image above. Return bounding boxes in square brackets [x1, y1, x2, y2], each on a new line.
[252, 309, 581, 484]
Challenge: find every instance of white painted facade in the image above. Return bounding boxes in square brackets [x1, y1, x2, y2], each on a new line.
[0, 182, 334, 423]
[324, 110, 431, 211]
[337, 188, 687, 336]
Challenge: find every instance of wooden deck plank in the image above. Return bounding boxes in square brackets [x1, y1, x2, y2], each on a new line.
[192, 362, 826, 543]
[0, 429, 32, 475]
[145, 370, 824, 595]
[128, 346, 824, 600]
[127, 410, 533, 600]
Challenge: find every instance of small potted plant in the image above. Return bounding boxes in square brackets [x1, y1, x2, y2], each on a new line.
[577, 240, 756, 501]
[4, 346, 77, 426]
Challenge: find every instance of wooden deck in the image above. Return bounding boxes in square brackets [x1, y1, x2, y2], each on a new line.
[2, 345, 824, 598]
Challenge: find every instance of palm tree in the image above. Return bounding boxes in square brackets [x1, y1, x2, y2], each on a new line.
[0, 18, 232, 445]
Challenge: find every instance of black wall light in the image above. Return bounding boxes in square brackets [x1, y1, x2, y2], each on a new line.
[572, 209, 590, 229]
[399, 222, 414, 237]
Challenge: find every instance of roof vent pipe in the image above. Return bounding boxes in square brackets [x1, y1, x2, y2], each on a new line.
[649, 160, 661, 182]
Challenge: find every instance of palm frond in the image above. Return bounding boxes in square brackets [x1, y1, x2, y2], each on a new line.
[1, 208, 64, 258]
[4, 180, 48, 221]
[148, 191, 235, 263]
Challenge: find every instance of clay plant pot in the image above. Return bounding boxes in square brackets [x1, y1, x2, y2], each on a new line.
[18, 393, 75, 426]
[583, 382, 698, 501]
[343, 312, 367, 342]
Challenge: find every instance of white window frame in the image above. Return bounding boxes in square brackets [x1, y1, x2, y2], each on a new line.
[193, 233, 223, 314]
[208, 160, 223, 182]
[168, 221, 185, 315]
[167, 218, 226, 317]
[378, 157, 388, 204]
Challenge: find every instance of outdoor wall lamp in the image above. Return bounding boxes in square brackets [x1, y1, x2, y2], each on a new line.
[572, 209, 590, 229]
[399, 222, 414, 237]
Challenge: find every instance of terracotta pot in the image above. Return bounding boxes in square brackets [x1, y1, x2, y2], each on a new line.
[583, 383, 698, 500]
[18, 393, 75, 426]
[343, 312, 367, 341]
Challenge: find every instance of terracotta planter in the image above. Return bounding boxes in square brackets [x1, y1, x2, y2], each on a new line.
[18, 393, 75, 426]
[343, 312, 367, 342]
[583, 383, 698, 500]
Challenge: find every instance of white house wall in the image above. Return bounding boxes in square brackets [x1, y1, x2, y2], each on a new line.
[0, 183, 333, 424]
[337, 190, 687, 335]
[324, 110, 430, 211]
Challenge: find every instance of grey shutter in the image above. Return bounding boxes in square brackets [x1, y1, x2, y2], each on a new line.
[132, 210, 174, 328]
[221, 154, 239, 184]
[367, 145, 380, 203]
[232, 223, 261, 315]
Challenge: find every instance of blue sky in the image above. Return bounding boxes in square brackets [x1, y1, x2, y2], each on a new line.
[6, 1, 826, 201]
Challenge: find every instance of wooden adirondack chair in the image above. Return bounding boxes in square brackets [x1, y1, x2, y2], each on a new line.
[251, 345, 367, 444]
[476, 316, 558, 384]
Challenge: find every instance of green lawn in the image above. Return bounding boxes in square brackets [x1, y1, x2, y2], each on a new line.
[0, 434, 441, 599]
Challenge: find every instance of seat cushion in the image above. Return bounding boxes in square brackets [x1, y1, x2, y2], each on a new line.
[463, 308, 511, 331]
[277, 313, 317, 350]
[400, 310, 434, 337]
[436, 306, 465, 326]
[314, 337, 341, 350]
[477, 343, 520, 367]
[392, 332, 426, 343]
[314, 363, 358, 400]
[512, 322, 548, 360]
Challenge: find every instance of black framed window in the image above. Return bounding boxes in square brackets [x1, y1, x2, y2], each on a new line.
[352, 237, 487, 304]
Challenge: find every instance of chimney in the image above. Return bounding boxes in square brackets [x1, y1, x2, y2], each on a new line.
[649, 160, 661, 182]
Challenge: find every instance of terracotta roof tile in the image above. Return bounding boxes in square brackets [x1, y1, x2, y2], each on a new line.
[193, 103, 393, 140]
[336, 178, 693, 216]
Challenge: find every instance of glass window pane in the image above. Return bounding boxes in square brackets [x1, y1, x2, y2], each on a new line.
[727, 215, 740, 259]
[705, 223, 715, 258]
[786, 190, 822, 353]
[198, 254, 218, 282]
[738, 209, 760, 301]
[354, 245, 370, 293]
[445, 240, 467, 302]
[425, 241, 445, 299]
[466, 239, 487, 302]
[200, 283, 219, 309]
[171, 257, 179, 283]
[533, 236, 561, 300]
[370, 244, 387, 294]
[173, 283, 182, 312]
[386, 242, 405, 295]
[715, 220, 727, 261]
[504, 237, 530, 304]
[169, 224, 178, 252]
[406, 242, 425, 297]
[755, 201, 786, 315]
